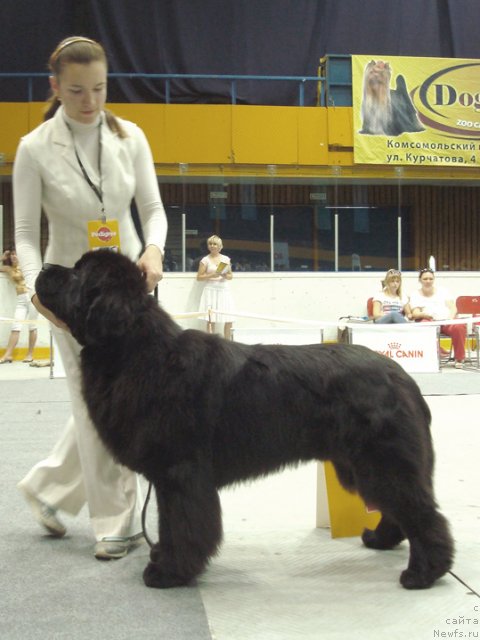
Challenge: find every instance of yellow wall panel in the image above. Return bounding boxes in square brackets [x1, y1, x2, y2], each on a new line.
[0, 103, 30, 161]
[109, 103, 167, 161]
[0, 101, 477, 181]
[28, 103, 46, 131]
[327, 107, 354, 147]
[162, 104, 231, 164]
[297, 107, 329, 165]
[328, 150, 354, 166]
[232, 105, 298, 164]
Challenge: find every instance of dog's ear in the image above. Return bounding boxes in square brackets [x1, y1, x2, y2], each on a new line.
[84, 289, 139, 345]
[71, 250, 149, 346]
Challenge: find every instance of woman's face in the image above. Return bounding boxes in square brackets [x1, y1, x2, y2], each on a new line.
[386, 275, 401, 293]
[50, 61, 107, 124]
[420, 271, 435, 293]
[208, 239, 222, 255]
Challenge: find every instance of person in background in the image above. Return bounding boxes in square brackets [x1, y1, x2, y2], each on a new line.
[409, 268, 466, 368]
[0, 248, 38, 363]
[372, 268, 411, 323]
[197, 234, 234, 340]
[14, 36, 167, 558]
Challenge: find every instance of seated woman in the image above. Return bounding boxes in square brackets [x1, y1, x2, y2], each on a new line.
[409, 267, 466, 369]
[372, 269, 411, 324]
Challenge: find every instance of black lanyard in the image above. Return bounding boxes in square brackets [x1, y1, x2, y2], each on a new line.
[66, 119, 105, 222]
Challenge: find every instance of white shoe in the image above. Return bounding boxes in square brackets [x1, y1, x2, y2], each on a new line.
[94, 533, 145, 560]
[20, 487, 66, 537]
[454, 361, 464, 369]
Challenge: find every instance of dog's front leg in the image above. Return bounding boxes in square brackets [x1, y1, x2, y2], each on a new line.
[143, 460, 223, 589]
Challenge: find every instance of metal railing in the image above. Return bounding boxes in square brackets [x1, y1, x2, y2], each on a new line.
[0, 72, 325, 106]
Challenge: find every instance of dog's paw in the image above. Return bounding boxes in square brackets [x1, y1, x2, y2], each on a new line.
[361, 528, 395, 550]
[400, 557, 451, 590]
[362, 528, 380, 548]
[143, 562, 192, 589]
[400, 568, 437, 590]
[361, 525, 404, 550]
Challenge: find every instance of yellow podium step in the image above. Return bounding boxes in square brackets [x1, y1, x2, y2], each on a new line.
[321, 461, 381, 538]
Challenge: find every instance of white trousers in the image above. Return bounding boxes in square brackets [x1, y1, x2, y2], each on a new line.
[12, 292, 39, 332]
[18, 326, 143, 540]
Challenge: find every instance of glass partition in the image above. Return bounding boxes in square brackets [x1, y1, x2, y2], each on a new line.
[336, 206, 401, 272]
[2, 176, 480, 273]
[162, 180, 417, 273]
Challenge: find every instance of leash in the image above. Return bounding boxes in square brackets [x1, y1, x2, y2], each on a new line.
[141, 481, 156, 548]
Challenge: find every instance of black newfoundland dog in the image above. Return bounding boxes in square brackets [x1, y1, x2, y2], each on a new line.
[36, 250, 454, 590]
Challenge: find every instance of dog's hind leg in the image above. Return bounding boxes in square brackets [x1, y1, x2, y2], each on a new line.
[357, 477, 454, 589]
[395, 506, 454, 590]
[362, 515, 405, 550]
[143, 461, 223, 589]
[331, 459, 406, 550]
[331, 460, 406, 550]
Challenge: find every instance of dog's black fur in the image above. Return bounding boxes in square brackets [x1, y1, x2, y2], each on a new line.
[36, 250, 454, 590]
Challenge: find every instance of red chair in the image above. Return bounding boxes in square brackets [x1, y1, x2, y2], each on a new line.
[367, 297, 374, 320]
[455, 296, 480, 364]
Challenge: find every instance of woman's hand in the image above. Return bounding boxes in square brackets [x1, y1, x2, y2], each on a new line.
[137, 245, 164, 293]
[414, 310, 433, 321]
[196, 265, 221, 281]
[32, 294, 69, 331]
[222, 267, 233, 280]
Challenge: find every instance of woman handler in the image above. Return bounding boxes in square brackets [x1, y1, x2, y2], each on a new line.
[14, 36, 167, 559]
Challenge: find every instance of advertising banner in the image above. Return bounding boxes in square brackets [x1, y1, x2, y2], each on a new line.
[350, 325, 439, 373]
[352, 55, 480, 167]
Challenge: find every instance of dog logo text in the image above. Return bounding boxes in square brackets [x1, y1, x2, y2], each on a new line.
[91, 226, 118, 243]
[377, 341, 424, 359]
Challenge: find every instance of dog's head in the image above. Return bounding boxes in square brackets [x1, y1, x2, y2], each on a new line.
[35, 250, 149, 346]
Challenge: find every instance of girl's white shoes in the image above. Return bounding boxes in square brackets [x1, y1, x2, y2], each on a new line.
[94, 533, 145, 559]
[19, 487, 66, 537]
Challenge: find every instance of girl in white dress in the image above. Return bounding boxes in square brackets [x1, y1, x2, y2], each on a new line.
[197, 235, 234, 339]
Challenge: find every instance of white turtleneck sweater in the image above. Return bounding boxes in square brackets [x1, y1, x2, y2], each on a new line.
[13, 105, 167, 295]
[63, 111, 102, 174]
